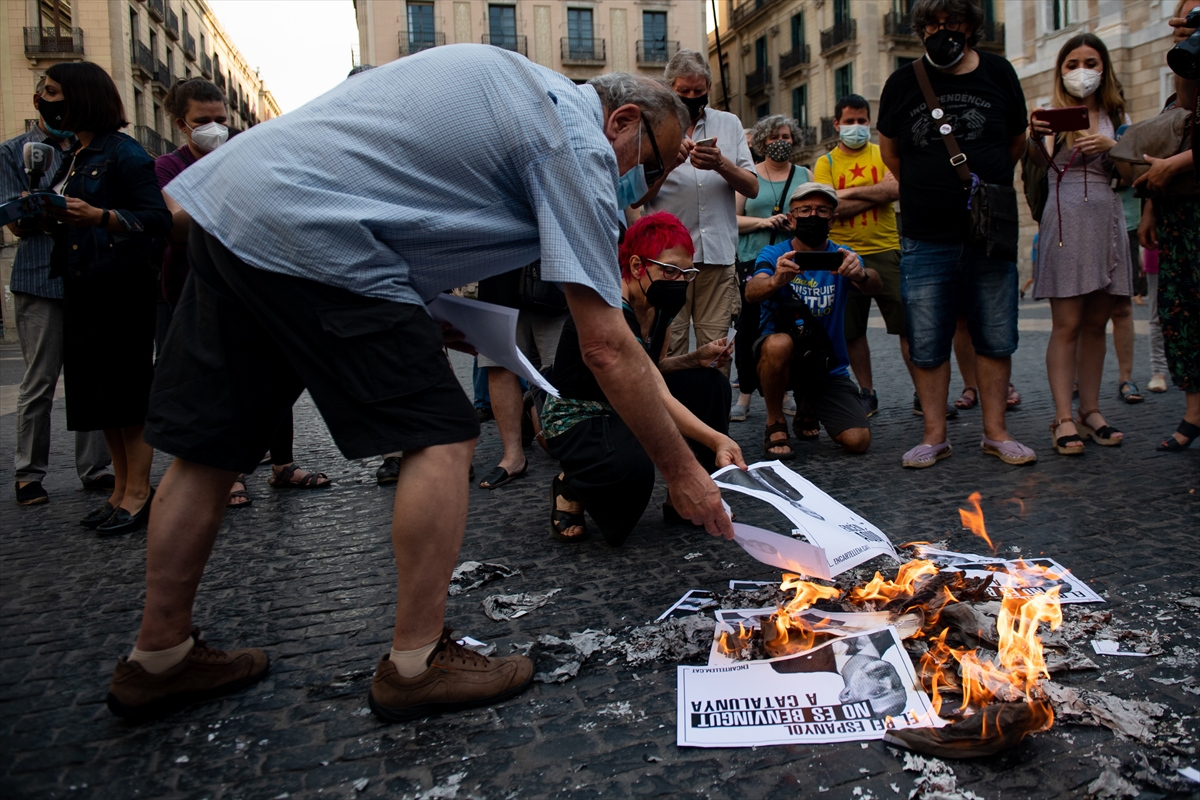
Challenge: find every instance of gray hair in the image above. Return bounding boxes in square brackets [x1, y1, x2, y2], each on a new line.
[588, 72, 690, 132]
[664, 49, 712, 87]
[751, 114, 804, 154]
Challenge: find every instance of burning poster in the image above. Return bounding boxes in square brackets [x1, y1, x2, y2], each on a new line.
[707, 608, 923, 666]
[941, 557, 1104, 605]
[677, 627, 940, 748]
[713, 461, 900, 579]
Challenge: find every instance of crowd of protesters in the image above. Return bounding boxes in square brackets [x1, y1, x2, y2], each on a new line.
[3, 0, 1196, 730]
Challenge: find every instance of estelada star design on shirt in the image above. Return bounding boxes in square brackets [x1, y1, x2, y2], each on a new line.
[848, 163, 867, 180]
[836, 161, 880, 227]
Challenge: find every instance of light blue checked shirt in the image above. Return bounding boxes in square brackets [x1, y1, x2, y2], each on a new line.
[0, 125, 74, 299]
[166, 45, 623, 309]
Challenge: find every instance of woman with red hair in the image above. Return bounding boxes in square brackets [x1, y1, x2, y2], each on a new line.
[542, 212, 746, 546]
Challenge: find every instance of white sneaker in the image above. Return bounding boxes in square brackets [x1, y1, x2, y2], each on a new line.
[782, 393, 797, 416]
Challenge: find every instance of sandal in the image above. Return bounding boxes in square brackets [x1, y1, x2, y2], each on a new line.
[792, 410, 820, 440]
[901, 441, 952, 469]
[1157, 419, 1200, 452]
[479, 461, 528, 490]
[1050, 419, 1085, 456]
[1076, 410, 1122, 446]
[550, 474, 587, 542]
[955, 387, 979, 409]
[764, 421, 795, 459]
[227, 474, 252, 508]
[981, 436, 1037, 465]
[268, 463, 333, 489]
[1006, 383, 1022, 409]
[1117, 381, 1144, 405]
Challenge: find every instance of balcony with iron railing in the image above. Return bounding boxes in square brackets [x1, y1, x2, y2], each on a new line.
[135, 125, 163, 157]
[883, 10, 916, 38]
[132, 40, 154, 80]
[561, 37, 605, 65]
[820, 18, 857, 54]
[796, 125, 819, 148]
[183, 30, 196, 60]
[636, 39, 678, 66]
[745, 66, 771, 96]
[730, 0, 781, 29]
[199, 51, 212, 78]
[481, 34, 527, 56]
[398, 30, 445, 56]
[24, 27, 84, 57]
[820, 116, 837, 142]
[164, 7, 179, 40]
[152, 60, 173, 92]
[146, 0, 164, 22]
[779, 44, 811, 75]
[214, 71, 226, 92]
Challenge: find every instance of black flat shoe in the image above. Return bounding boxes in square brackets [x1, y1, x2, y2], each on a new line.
[1158, 419, 1200, 452]
[16, 482, 49, 506]
[479, 461, 528, 490]
[80, 501, 115, 528]
[81, 474, 115, 491]
[96, 489, 154, 536]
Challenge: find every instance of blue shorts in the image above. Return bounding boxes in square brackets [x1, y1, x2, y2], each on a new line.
[899, 237, 1019, 369]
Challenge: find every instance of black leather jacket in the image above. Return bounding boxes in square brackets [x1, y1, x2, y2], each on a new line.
[49, 130, 171, 280]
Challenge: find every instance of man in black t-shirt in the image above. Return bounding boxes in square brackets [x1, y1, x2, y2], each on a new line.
[877, 0, 1035, 470]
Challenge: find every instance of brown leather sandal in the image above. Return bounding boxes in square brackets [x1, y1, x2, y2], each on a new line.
[764, 421, 795, 459]
[268, 463, 333, 489]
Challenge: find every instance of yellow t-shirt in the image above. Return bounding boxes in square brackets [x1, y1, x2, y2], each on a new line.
[812, 143, 899, 256]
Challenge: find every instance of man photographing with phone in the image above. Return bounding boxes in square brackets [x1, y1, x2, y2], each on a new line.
[745, 183, 881, 459]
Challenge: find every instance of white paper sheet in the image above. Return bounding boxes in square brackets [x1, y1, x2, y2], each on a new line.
[732, 523, 834, 580]
[677, 627, 940, 748]
[942, 557, 1104, 605]
[655, 589, 719, 622]
[716, 461, 900, 579]
[1091, 640, 1149, 657]
[426, 294, 559, 397]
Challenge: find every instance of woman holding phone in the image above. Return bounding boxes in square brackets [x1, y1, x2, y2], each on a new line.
[1029, 33, 1131, 456]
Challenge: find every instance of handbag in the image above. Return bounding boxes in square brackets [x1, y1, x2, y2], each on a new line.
[913, 59, 1020, 262]
[517, 260, 568, 317]
[1109, 106, 1198, 198]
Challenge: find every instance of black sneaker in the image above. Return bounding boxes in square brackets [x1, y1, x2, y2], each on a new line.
[858, 388, 879, 419]
[15, 482, 49, 506]
[376, 456, 402, 485]
[912, 393, 958, 419]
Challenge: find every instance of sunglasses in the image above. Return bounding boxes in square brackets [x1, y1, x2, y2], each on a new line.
[642, 118, 666, 185]
[645, 257, 700, 282]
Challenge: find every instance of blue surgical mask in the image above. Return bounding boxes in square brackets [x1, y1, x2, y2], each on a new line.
[839, 124, 871, 149]
[616, 125, 650, 208]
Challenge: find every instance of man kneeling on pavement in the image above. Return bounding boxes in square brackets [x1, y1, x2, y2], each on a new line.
[745, 183, 882, 458]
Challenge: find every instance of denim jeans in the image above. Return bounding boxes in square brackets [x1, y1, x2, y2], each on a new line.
[899, 237, 1019, 369]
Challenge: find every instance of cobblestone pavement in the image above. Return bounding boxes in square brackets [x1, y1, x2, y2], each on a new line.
[2, 299, 1198, 800]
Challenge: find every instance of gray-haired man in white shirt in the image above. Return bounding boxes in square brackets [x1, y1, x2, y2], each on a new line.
[642, 50, 759, 368]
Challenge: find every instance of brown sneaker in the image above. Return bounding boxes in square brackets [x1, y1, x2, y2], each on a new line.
[368, 629, 533, 722]
[106, 629, 269, 721]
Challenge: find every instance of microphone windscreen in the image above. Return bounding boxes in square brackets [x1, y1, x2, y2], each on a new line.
[23, 141, 54, 173]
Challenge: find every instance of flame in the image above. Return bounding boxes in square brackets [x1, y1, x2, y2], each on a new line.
[758, 575, 843, 658]
[779, 573, 842, 615]
[958, 492, 995, 552]
[848, 560, 938, 604]
[716, 621, 755, 659]
[918, 585, 1062, 716]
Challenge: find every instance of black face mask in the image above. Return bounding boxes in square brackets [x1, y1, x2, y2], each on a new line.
[37, 96, 69, 132]
[923, 29, 967, 68]
[792, 216, 831, 248]
[681, 94, 708, 122]
[644, 278, 689, 319]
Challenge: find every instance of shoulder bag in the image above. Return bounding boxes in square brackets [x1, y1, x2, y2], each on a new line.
[912, 58, 1020, 262]
[1109, 106, 1198, 198]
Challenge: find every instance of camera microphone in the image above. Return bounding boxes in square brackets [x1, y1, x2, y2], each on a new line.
[23, 141, 55, 193]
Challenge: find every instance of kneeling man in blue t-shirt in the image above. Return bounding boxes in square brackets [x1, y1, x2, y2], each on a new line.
[745, 182, 882, 458]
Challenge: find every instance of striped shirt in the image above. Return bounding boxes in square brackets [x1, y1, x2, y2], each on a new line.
[0, 126, 74, 299]
[165, 45, 624, 309]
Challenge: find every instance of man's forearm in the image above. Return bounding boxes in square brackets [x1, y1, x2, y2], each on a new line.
[834, 198, 876, 219]
[565, 285, 701, 483]
[719, 161, 760, 198]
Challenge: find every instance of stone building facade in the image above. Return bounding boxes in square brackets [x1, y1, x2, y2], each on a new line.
[353, 0, 705, 82]
[1, 0, 280, 336]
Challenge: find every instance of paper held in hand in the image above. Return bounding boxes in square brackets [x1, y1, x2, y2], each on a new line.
[714, 460, 901, 580]
[426, 294, 560, 398]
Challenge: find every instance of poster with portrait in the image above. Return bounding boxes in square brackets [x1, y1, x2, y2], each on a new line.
[677, 627, 940, 747]
[713, 461, 900, 579]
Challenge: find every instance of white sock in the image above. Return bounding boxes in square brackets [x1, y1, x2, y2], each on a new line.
[129, 636, 194, 674]
[389, 639, 439, 678]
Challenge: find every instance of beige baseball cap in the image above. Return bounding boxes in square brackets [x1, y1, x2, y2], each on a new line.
[789, 181, 839, 207]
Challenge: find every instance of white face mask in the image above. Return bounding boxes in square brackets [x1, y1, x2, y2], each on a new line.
[185, 120, 229, 153]
[1062, 68, 1102, 99]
